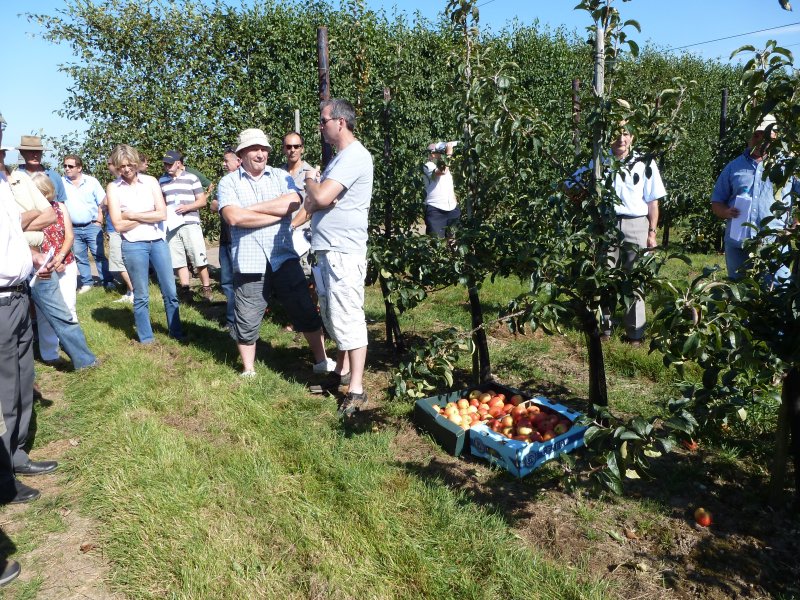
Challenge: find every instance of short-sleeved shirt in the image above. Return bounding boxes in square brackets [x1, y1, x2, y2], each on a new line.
[110, 173, 166, 242]
[159, 169, 204, 230]
[42, 200, 75, 265]
[571, 155, 665, 217]
[62, 174, 105, 224]
[19, 166, 67, 203]
[185, 167, 211, 189]
[422, 162, 458, 211]
[711, 148, 799, 249]
[217, 166, 300, 274]
[310, 140, 373, 256]
[281, 160, 314, 231]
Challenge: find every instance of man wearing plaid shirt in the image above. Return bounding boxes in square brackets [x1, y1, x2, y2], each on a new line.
[217, 128, 333, 378]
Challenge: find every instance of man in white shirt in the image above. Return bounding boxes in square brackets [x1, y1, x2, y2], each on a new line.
[422, 141, 460, 237]
[304, 99, 374, 417]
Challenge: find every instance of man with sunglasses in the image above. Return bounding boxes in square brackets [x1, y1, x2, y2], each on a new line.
[280, 133, 315, 275]
[304, 99, 373, 418]
[61, 154, 112, 292]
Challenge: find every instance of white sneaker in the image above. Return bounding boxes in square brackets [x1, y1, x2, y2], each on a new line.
[78, 285, 93, 294]
[114, 292, 134, 304]
[313, 357, 337, 374]
[240, 370, 257, 379]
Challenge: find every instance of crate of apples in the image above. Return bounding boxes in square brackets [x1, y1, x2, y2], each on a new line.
[466, 390, 587, 477]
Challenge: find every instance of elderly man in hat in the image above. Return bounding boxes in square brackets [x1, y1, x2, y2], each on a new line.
[712, 114, 800, 281]
[217, 128, 335, 378]
[159, 150, 213, 301]
[17, 135, 67, 204]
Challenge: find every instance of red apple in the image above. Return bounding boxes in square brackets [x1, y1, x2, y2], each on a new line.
[694, 507, 712, 527]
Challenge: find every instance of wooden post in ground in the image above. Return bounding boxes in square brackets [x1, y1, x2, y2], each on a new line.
[317, 27, 333, 167]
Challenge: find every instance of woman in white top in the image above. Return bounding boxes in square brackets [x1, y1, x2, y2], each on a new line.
[106, 145, 184, 344]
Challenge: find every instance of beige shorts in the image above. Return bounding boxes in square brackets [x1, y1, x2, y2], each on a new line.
[108, 231, 126, 272]
[167, 223, 208, 270]
[316, 250, 368, 351]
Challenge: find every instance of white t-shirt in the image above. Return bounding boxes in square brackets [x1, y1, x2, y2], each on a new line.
[311, 140, 373, 256]
[422, 162, 458, 211]
[572, 156, 666, 217]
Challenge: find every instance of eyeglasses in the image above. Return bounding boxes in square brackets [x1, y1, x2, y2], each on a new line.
[319, 116, 338, 126]
[63, 164, 78, 169]
[284, 144, 303, 150]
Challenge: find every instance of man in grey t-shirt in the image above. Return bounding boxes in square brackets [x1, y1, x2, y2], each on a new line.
[304, 99, 373, 418]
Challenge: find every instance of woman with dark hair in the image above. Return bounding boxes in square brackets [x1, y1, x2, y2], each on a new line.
[106, 144, 184, 344]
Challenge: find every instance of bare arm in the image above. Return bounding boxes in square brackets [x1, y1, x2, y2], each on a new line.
[303, 178, 344, 215]
[248, 192, 301, 217]
[291, 206, 309, 229]
[20, 206, 57, 232]
[646, 200, 659, 249]
[174, 191, 208, 215]
[711, 201, 739, 220]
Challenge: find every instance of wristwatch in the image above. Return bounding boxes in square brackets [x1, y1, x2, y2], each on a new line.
[648, 228, 657, 233]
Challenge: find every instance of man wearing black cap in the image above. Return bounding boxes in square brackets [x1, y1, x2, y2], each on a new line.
[159, 150, 213, 301]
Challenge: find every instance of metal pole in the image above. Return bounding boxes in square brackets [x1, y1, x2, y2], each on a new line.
[294, 109, 300, 134]
[317, 26, 333, 167]
[592, 25, 605, 187]
[572, 78, 581, 157]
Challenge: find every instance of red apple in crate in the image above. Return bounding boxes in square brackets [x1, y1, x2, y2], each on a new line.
[468, 390, 481, 400]
[495, 393, 506, 403]
[479, 392, 493, 404]
[469, 398, 480, 408]
[510, 394, 525, 406]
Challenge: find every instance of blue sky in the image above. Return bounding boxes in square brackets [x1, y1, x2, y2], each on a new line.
[2, 0, 799, 163]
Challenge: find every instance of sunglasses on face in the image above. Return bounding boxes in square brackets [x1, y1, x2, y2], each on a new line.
[284, 144, 303, 150]
[63, 164, 77, 169]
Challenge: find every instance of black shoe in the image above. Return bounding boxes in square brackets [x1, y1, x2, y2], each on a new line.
[0, 560, 20, 587]
[309, 371, 349, 395]
[338, 391, 367, 418]
[3, 479, 41, 504]
[15, 460, 58, 476]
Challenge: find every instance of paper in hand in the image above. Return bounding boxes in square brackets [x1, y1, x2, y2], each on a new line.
[729, 196, 752, 242]
[29, 247, 55, 287]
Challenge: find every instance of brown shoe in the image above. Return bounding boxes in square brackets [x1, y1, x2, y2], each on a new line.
[623, 336, 642, 347]
[200, 285, 213, 302]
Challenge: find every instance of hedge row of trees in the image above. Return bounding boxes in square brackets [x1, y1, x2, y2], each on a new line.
[34, 0, 744, 251]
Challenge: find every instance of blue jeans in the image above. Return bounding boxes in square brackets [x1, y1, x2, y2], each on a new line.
[30, 275, 97, 369]
[218, 243, 235, 328]
[72, 223, 111, 287]
[122, 238, 183, 343]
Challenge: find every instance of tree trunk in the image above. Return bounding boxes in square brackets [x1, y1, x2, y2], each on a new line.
[468, 284, 491, 383]
[581, 306, 608, 408]
[771, 367, 800, 508]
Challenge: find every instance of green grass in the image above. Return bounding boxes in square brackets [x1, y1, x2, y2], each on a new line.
[10, 284, 614, 599]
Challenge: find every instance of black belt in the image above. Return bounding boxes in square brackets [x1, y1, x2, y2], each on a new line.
[0, 282, 28, 293]
[72, 222, 92, 227]
[617, 214, 647, 220]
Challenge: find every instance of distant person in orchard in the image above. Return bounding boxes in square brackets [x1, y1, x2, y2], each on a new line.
[217, 128, 334, 378]
[711, 114, 800, 281]
[210, 147, 241, 331]
[422, 141, 461, 237]
[61, 154, 112, 292]
[106, 144, 185, 344]
[159, 150, 213, 301]
[304, 99, 374, 417]
[570, 122, 666, 346]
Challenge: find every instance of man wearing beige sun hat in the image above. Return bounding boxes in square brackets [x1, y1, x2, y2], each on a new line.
[16, 135, 67, 204]
[216, 128, 334, 378]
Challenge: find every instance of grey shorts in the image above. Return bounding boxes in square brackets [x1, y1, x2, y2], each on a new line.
[108, 231, 125, 272]
[232, 259, 322, 345]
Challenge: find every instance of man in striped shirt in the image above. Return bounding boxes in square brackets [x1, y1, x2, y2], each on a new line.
[159, 150, 213, 301]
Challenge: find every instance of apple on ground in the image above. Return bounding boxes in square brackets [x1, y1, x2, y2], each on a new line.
[694, 507, 712, 527]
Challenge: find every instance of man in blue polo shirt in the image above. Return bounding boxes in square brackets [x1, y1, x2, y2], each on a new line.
[711, 114, 799, 281]
[62, 154, 112, 292]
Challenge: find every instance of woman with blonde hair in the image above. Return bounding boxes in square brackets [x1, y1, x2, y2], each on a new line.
[30, 173, 80, 363]
[106, 144, 184, 343]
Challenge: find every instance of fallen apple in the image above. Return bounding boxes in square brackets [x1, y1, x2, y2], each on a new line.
[694, 507, 712, 527]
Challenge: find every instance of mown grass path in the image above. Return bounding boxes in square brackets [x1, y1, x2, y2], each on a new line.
[1, 284, 612, 599]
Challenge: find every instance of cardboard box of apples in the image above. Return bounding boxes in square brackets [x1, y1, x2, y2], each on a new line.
[413, 384, 587, 475]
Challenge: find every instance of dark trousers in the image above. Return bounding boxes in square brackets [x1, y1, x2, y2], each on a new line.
[425, 205, 461, 238]
[0, 292, 35, 482]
